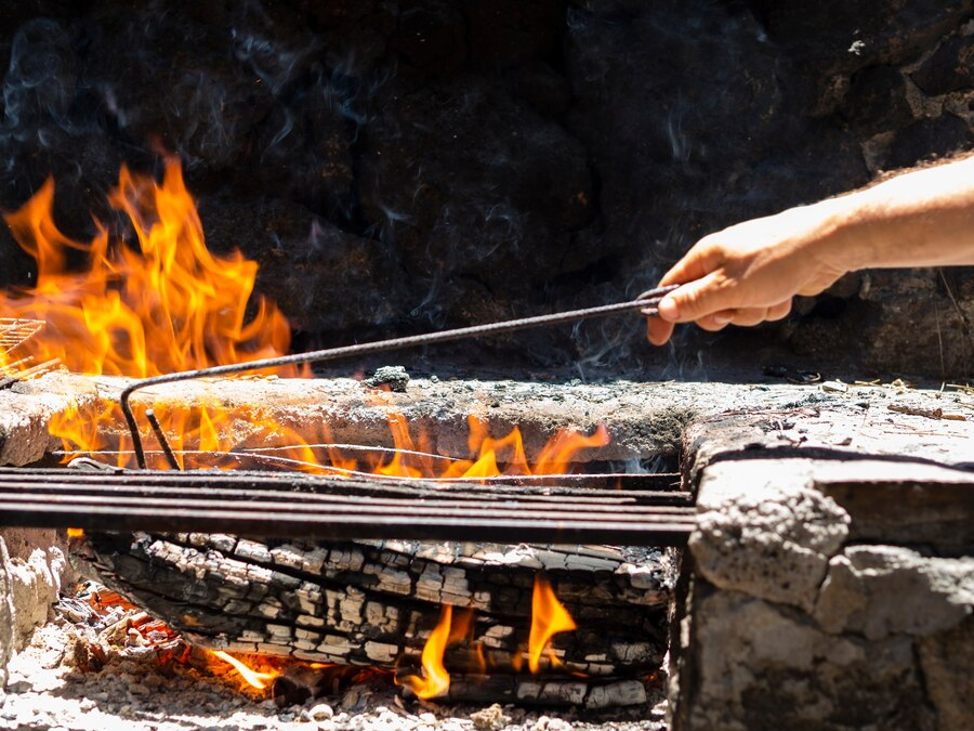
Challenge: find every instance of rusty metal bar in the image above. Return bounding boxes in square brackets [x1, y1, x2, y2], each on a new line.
[49, 459, 682, 491]
[119, 285, 681, 469]
[0, 468, 687, 501]
[0, 468, 694, 545]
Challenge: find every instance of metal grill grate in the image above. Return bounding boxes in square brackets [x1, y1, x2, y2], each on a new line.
[0, 468, 694, 545]
[0, 317, 59, 384]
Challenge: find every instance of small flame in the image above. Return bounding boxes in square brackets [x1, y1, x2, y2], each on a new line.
[398, 605, 453, 699]
[211, 650, 280, 691]
[527, 575, 577, 674]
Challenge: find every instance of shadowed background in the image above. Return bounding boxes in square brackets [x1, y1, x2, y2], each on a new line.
[0, 0, 971, 379]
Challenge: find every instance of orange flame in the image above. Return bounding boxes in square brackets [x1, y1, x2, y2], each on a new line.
[0, 159, 293, 379]
[211, 650, 280, 691]
[400, 576, 581, 697]
[528, 575, 577, 674]
[398, 605, 453, 699]
[0, 160, 613, 477]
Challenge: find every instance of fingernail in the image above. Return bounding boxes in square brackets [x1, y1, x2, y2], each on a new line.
[658, 297, 679, 321]
[713, 312, 733, 325]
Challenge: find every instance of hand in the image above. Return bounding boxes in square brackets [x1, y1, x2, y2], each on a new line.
[645, 200, 851, 345]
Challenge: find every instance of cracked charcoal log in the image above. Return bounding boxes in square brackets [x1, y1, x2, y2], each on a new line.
[79, 532, 673, 678]
[273, 663, 383, 707]
[407, 674, 650, 709]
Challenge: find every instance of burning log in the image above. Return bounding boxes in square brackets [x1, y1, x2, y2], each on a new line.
[79, 531, 673, 683]
[404, 674, 651, 709]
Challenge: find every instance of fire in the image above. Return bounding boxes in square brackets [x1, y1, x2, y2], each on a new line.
[2, 162, 600, 699]
[0, 160, 612, 476]
[211, 650, 280, 691]
[397, 605, 454, 699]
[0, 160, 292, 378]
[400, 577, 580, 698]
[528, 575, 577, 673]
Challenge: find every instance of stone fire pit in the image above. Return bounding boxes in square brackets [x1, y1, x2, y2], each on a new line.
[0, 370, 971, 729]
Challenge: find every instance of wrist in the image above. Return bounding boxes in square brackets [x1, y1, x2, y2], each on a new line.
[799, 194, 869, 275]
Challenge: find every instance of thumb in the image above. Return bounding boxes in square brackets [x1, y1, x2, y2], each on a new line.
[657, 273, 729, 323]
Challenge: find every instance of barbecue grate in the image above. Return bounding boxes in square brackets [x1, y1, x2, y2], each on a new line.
[0, 317, 59, 385]
[0, 468, 694, 545]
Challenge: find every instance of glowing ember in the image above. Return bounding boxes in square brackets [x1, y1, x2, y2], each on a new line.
[397, 605, 454, 699]
[528, 575, 578, 674]
[211, 650, 280, 691]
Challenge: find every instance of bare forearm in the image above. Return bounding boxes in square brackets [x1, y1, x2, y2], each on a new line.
[829, 155, 974, 271]
[645, 154, 974, 345]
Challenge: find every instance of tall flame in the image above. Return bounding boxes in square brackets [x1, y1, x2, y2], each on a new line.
[0, 160, 613, 476]
[0, 159, 292, 378]
[528, 575, 578, 674]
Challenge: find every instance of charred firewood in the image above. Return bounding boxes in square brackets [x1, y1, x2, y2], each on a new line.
[78, 532, 674, 679]
[402, 674, 651, 709]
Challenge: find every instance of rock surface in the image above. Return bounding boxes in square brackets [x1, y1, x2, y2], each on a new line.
[691, 464, 849, 612]
[0, 528, 69, 686]
[675, 586, 936, 731]
[814, 546, 974, 639]
[0, 2, 971, 377]
[671, 404, 974, 731]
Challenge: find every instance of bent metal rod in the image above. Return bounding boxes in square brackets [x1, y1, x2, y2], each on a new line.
[120, 285, 680, 469]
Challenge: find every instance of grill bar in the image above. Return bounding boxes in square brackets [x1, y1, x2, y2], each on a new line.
[2, 468, 687, 501]
[0, 468, 694, 545]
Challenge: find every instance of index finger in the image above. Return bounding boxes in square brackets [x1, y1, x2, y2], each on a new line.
[658, 239, 723, 288]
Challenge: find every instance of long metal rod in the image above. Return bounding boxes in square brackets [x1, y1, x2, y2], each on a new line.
[144, 409, 180, 470]
[120, 286, 679, 469]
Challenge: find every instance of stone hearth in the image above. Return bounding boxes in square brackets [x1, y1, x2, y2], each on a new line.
[0, 371, 971, 729]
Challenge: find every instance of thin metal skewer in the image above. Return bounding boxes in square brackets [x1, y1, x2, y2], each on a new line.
[120, 286, 680, 469]
[144, 409, 181, 471]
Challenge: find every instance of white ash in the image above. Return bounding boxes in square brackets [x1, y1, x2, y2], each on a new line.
[1, 601, 667, 731]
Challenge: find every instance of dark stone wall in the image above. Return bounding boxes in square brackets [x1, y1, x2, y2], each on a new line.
[0, 1, 971, 377]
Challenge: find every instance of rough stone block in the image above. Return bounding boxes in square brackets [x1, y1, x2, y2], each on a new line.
[918, 615, 974, 731]
[814, 545, 974, 640]
[0, 529, 70, 688]
[690, 459, 850, 611]
[674, 585, 936, 731]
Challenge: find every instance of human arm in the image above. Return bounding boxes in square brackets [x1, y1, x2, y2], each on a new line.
[646, 154, 974, 345]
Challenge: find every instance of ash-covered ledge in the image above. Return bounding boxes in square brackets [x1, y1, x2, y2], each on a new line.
[672, 399, 974, 731]
[2, 371, 931, 464]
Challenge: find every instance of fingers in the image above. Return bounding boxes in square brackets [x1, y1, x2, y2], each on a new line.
[693, 301, 794, 330]
[766, 299, 792, 321]
[646, 317, 675, 346]
[647, 299, 793, 344]
[657, 239, 723, 288]
[655, 271, 728, 324]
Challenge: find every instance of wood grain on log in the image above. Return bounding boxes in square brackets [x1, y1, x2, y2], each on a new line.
[80, 532, 674, 679]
